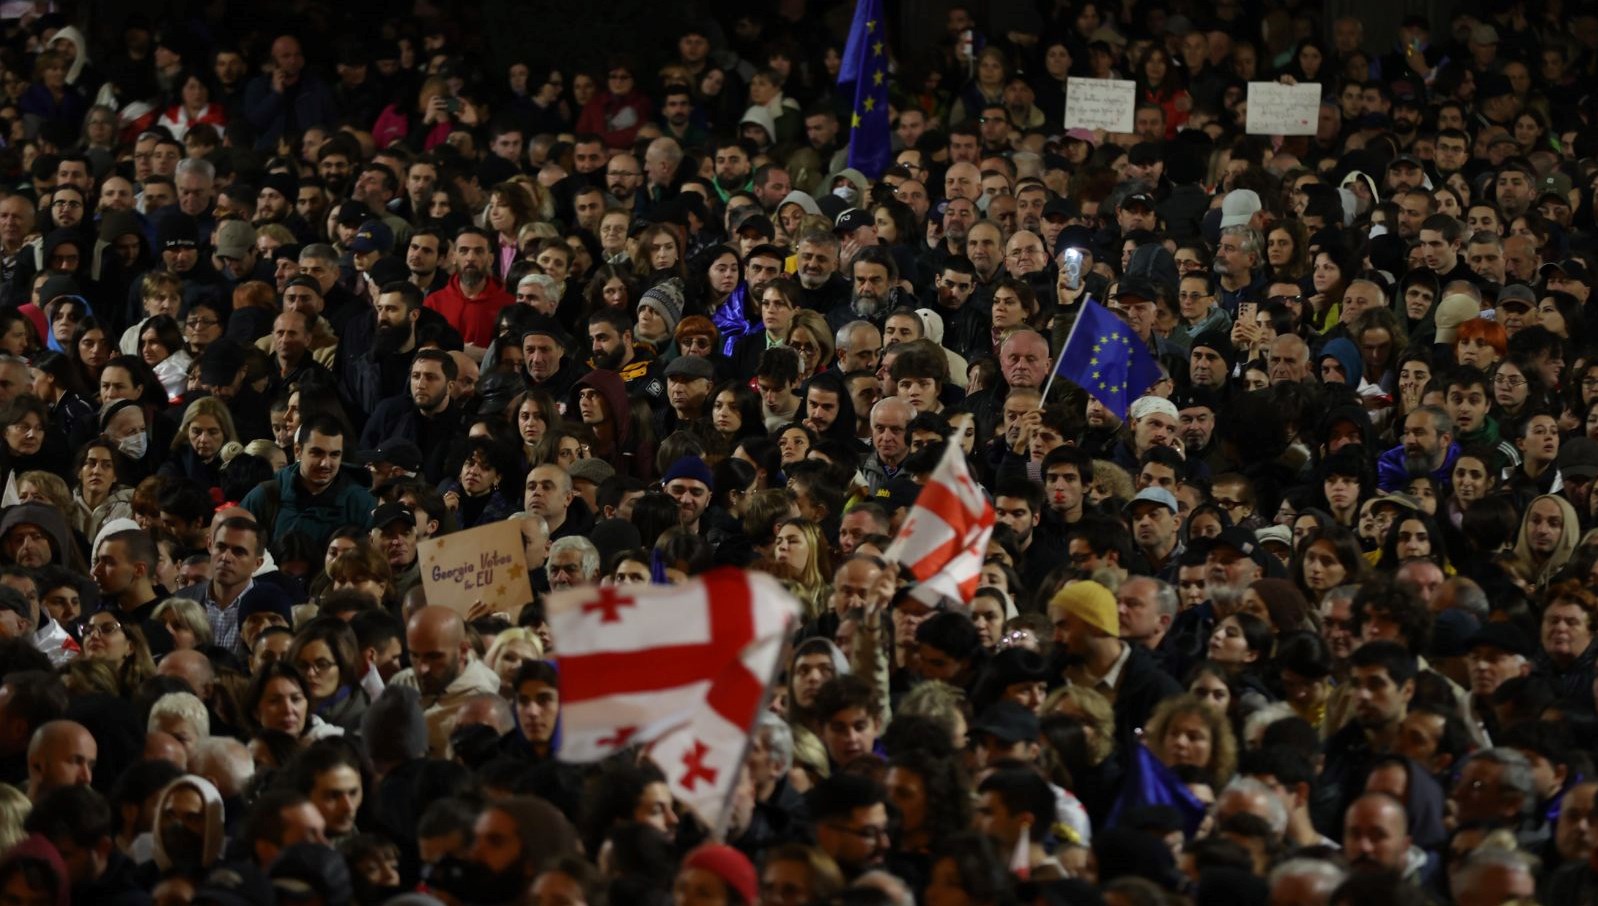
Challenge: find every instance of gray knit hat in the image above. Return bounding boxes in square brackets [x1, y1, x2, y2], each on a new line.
[638, 278, 686, 335]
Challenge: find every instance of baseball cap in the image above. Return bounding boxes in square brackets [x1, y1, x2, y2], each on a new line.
[1209, 527, 1276, 573]
[1464, 623, 1534, 659]
[1219, 189, 1261, 228]
[1496, 283, 1536, 310]
[1433, 293, 1480, 343]
[1124, 487, 1178, 514]
[1470, 23, 1499, 44]
[1115, 274, 1160, 301]
[1063, 127, 1098, 146]
[736, 213, 775, 238]
[1119, 192, 1156, 211]
[357, 438, 424, 473]
[1043, 197, 1080, 221]
[214, 220, 256, 259]
[1541, 259, 1592, 283]
[370, 502, 416, 530]
[349, 219, 394, 255]
[1255, 524, 1292, 551]
[335, 202, 373, 227]
[1389, 154, 1424, 171]
[834, 208, 873, 234]
[1556, 437, 1598, 480]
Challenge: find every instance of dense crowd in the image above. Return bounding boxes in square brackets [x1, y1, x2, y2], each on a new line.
[0, 2, 1596, 906]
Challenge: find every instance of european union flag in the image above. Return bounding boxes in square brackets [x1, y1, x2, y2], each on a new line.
[1106, 742, 1209, 838]
[838, 0, 891, 179]
[1051, 298, 1162, 422]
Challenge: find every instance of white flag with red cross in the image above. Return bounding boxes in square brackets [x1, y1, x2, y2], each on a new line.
[547, 568, 799, 824]
[883, 441, 995, 606]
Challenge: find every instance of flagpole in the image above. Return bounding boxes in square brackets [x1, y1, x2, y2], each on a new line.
[1037, 292, 1095, 408]
[709, 617, 796, 842]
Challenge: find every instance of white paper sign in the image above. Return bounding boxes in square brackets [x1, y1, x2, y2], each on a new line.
[1065, 77, 1137, 133]
[1246, 81, 1321, 135]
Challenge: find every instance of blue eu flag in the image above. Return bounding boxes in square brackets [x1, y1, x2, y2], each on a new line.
[838, 0, 891, 179]
[1052, 299, 1162, 422]
[1107, 742, 1209, 838]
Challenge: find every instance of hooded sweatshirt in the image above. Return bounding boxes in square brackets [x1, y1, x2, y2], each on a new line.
[572, 369, 654, 480]
[1514, 493, 1580, 587]
[151, 775, 227, 872]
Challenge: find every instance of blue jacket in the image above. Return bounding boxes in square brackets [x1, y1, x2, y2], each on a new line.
[243, 74, 340, 150]
[1376, 441, 1460, 491]
[240, 465, 375, 553]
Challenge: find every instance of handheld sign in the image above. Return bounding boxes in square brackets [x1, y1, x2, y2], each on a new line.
[1246, 81, 1320, 136]
[419, 520, 534, 619]
[1065, 77, 1136, 133]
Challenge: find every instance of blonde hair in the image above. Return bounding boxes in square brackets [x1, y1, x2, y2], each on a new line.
[17, 471, 72, 515]
[1144, 693, 1239, 785]
[153, 597, 215, 647]
[484, 627, 545, 674]
[0, 784, 30, 852]
[897, 680, 968, 745]
[172, 396, 240, 453]
[1042, 685, 1116, 763]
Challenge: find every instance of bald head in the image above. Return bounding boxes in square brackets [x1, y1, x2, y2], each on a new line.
[157, 649, 216, 697]
[144, 729, 188, 770]
[408, 605, 468, 696]
[28, 719, 96, 798]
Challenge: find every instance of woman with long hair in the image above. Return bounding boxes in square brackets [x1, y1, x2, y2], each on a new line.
[1265, 220, 1311, 284]
[709, 380, 765, 448]
[1136, 46, 1190, 138]
[244, 661, 341, 742]
[159, 396, 237, 493]
[80, 610, 155, 697]
[137, 314, 190, 400]
[28, 349, 94, 443]
[509, 389, 560, 468]
[1306, 249, 1351, 333]
[155, 70, 227, 140]
[1291, 525, 1369, 601]
[631, 222, 688, 284]
[68, 316, 113, 399]
[1144, 693, 1238, 786]
[286, 616, 370, 734]
[581, 262, 637, 322]
[70, 439, 132, 541]
[486, 182, 537, 279]
[770, 517, 832, 620]
[951, 47, 1009, 125]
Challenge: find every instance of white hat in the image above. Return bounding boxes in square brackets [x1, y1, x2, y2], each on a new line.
[1129, 395, 1179, 422]
[1219, 189, 1262, 228]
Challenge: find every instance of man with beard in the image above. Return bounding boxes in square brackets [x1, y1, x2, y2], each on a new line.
[359, 349, 464, 484]
[369, 503, 422, 598]
[1173, 387, 1225, 473]
[1160, 527, 1272, 679]
[424, 227, 513, 361]
[525, 464, 589, 541]
[522, 318, 582, 400]
[929, 256, 985, 360]
[1049, 580, 1180, 754]
[1389, 95, 1424, 150]
[1342, 793, 1415, 877]
[587, 309, 661, 402]
[573, 369, 654, 480]
[1319, 641, 1416, 835]
[795, 229, 849, 313]
[1377, 406, 1458, 490]
[992, 478, 1067, 591]
[711, 139, 756, 202]
[389, 606, 500, 757]
[826, 246, 895, 333]
[404, 227, 450, 294]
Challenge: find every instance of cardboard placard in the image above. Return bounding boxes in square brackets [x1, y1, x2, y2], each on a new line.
[418, 520, 534, 618]
[1064, 77, 1137, 133]
[1245, 81, 1320, 136]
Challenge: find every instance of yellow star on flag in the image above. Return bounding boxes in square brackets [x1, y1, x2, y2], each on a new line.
[867, 19, 876, 30]
[873, 71, 884, 85]
[852, 112, 862, 127]
[864, 97, 875, 111]
[873, 41, 884, 56]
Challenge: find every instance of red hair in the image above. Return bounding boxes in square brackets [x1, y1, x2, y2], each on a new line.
[1454, 318, 1507, 358]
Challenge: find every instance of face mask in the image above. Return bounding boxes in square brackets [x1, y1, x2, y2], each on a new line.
[832, 185, 859, 205]
[160, 822, 205, 870]
[119, 432, 148, 459]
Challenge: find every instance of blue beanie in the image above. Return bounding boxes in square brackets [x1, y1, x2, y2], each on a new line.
[663, 456, 714, 489]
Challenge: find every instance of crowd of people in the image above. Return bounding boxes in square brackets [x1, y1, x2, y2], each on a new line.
[0, 2, 1594, 906]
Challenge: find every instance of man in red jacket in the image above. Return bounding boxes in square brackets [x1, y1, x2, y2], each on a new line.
[423, 226, 510, 360]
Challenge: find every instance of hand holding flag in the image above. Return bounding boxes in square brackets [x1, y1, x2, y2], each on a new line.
[883, 441, 994, 606]
[1043, 298, 1163, 422]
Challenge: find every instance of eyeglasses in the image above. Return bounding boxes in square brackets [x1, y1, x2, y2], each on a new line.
[185, 317, 218, 329]
[297, 658, 337, 675]
[977, 116, 1006, 125]
[51, 200, 82, 209]
[1492, 375, 1527, 387]
[1268, 294, 1303, 305]
[82, 621, 123, 638]
[827, 822, 889, 843]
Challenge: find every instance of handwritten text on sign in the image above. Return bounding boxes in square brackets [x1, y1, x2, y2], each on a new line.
[418, 519, 534, 619]
[1246, 81, 1320, 136]
[1064, 78, 1136, 133]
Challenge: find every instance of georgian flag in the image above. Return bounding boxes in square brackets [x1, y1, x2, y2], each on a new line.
[547, 569, 799, 825]
[883, 441, 995, 606]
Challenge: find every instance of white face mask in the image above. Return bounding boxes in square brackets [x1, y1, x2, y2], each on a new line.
[118, 432, 147, 460]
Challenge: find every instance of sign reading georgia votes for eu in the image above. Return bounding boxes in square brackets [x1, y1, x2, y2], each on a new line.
[418, 520, 534, 619]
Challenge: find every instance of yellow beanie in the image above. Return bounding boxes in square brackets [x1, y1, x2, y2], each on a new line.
[1049, 580, 1120, 637]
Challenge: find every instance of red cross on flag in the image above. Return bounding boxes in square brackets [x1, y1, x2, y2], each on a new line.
[883, 441, 995, 607]
[546, 568, 799, 825]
